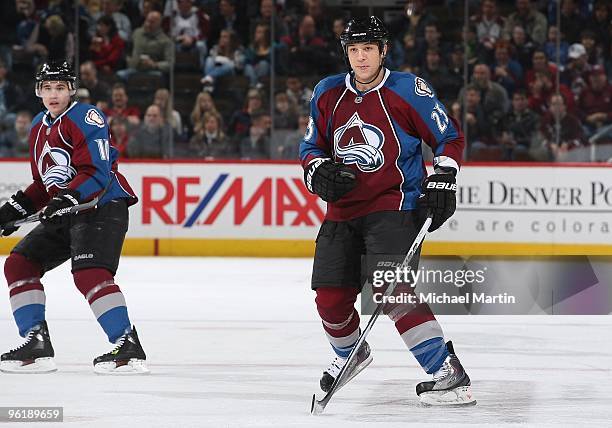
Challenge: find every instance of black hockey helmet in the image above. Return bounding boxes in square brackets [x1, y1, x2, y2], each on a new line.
[35, 60, 77, 97]
[340, 16, 389, 63]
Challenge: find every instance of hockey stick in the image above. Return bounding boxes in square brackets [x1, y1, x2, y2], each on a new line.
[0, 196, 100, 233]
[310, 215, 433, 415]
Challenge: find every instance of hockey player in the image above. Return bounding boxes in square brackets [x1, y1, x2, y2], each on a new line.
[0, 61, 147, 375]
[300, 17, 474, 405]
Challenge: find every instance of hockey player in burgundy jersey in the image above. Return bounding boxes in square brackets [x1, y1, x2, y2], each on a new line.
[300, 17, 475, 405]
[0, 61, 147, 375]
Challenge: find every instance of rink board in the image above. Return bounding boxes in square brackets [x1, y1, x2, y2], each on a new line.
[1, 160, 612, 256]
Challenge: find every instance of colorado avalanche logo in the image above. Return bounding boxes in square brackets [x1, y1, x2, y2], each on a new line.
[85, 108, 105, 128]
[37, 141, 77, 189]
[333, 112, 384, 172]
[415, 77, 434, 98]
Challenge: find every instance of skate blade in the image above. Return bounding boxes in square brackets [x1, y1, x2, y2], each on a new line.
[336, 354, 373, 391]
[94, 359, 150, 375]
[0, 357, 57, 374]
[419, 385, 476, 406]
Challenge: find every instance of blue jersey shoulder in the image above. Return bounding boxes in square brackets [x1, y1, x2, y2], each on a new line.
[312, 73, 346, 102]
[66, 102, 108, 133]
[32, 111, 45, 126]
[386, 70, 438, 101]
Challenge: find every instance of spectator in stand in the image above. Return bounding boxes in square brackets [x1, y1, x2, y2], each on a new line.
[118, 10, 172, 81]
[280, 14, 329, 75]
[171, 0, 209, 67]
[578, 65, 612, 136]
[190, 91, 220, 138]
[228, 88, 263, 138]
[189, 111, 233, 159]
[501, 89, 540, 160]
[524, 49, 557, 89]
[285, 74, 313, 112]
[79, 61, 112, 107]
[528, 70, 575, 115]
[459, 63, 509, 131]
[273, 91, 298, 129]
[389, 0, 436, 46]
[26, 14, 75, 64]
[101, 0, 132, 42]
[445, 44, 467, 99]
[275, 112, 309, 160]
[387, 32, 420, 71]
[200, 28, 245, 91]
[250, 0, 288, 42]
[75, 88, 92, 105]
[0, 110, 32, 158]
[239, 111, 271, 160]
[110, 116, 130, 158]
[0, 60, 22, 127]
[558, 0, 585, 44]
[128, 104, 172, 158]
[588, 1, 610, 54]
[415, 23, 446, 68]
[562, 43, 591, 100]
[462, 84, 497, 160]
[470, 0, 505, 64]
[104, 83, 141, 126]
[0, 0, 20, 69]
[580, 30, 603, 66]
[89, 14, 126, 74]
[131, 0, 162, 29]
[491, 40, 523, 96]
[244, 23, 271, 88]
[509, 25, 535, 71]
[503, 0, 547, 46]
[304, 0, 331, 41]
[153, 88, 183, 137]
[543, 25, 568, 67]
[208, 0, 249, 47]
[460, 23, 483, 68]
[15, 0, 38, 50]
[327, 17, 347, 72]
[541, 94, 585, 161]
[420, 49, 455, 104]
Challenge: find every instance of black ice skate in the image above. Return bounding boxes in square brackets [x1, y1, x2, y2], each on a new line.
[0, 321, 56, 373]
[93, 326, 149, 375]
[320, 341, 372, 392]
[416, 341, 476, 406]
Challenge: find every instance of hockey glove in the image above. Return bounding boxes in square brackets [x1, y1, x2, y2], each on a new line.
[40, 189, 82, 227]
[304, 158, 357, 203]
[418, 173, 457, 232]
[0, 191, 35, 236]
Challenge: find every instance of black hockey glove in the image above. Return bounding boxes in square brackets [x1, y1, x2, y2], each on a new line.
[0, 191, 36, 236]
[418, 173, 457, 232]
[304, 158, 357, 203]
[40, 189, 82, 227]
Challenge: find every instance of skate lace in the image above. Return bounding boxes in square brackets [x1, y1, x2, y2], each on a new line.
[432, 361, 451, 381]
[9, 330, 35, 353]
[326, 356, 346, 378]
[107, 335, 126, 356]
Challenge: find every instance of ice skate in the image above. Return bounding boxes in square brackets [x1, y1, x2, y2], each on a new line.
[320, 341, 372, 392]
[416, 341, 476, 406]
[93, 326, 149, 375]
[0, 321, 56, 374]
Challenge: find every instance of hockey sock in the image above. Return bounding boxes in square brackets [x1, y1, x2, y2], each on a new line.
[73, 268, 131, 343]
[4, 253, 45, 337]
[315, 287, 360, 357]
[391, 302, 449, 374]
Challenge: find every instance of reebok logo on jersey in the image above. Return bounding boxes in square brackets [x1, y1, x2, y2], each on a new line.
[85, 109, 105, 128]
[426, 182, 457, 191]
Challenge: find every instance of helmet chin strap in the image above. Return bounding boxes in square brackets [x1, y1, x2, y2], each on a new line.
[353, 63, 384, 86]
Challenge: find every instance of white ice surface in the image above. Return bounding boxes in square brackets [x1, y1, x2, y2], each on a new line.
[0, 257, 611, 427]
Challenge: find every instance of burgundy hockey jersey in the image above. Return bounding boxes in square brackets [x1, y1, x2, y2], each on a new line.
[300, 69, 464, 221]
[23, 101, 137, 211]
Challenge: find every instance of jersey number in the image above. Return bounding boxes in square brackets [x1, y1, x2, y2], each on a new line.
[431, 103, 449, 134]
[95, 139, 110, 161]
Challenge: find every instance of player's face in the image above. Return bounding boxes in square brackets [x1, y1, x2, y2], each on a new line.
[347, 42, 384, 82]
[40, 81, 72, 117]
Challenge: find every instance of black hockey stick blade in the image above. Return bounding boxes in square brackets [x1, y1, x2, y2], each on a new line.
[310, 216, 432, 415]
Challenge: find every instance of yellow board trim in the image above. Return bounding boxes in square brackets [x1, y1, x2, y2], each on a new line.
[2, 238, 612, 257]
